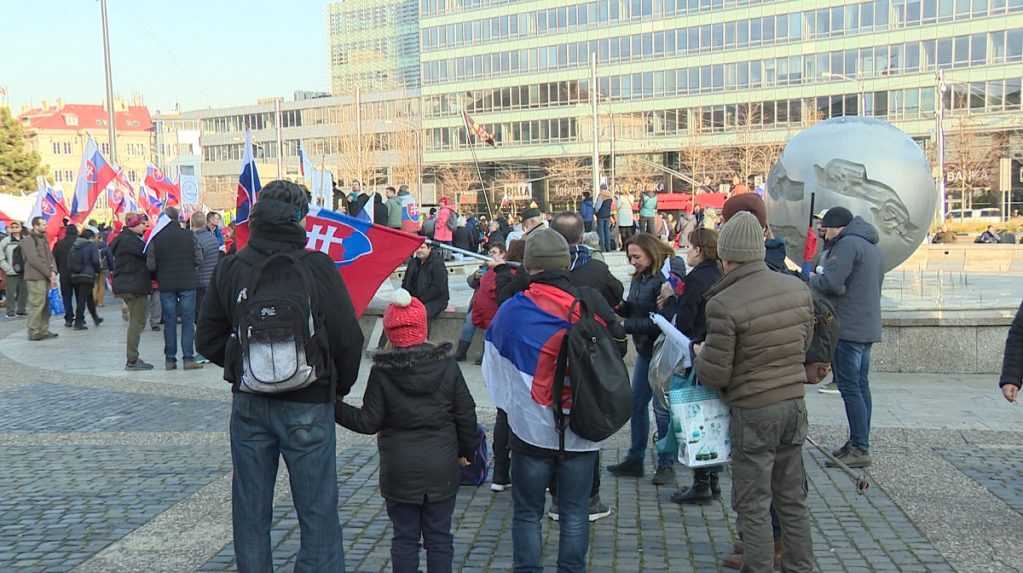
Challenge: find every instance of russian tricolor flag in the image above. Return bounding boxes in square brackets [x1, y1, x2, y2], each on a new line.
[233, 131, 261, 250]
[482, 283, 603, 452]
[70, 138, 117, 223]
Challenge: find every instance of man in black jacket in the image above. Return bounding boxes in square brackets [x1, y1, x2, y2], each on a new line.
[401, 243, 449, 323]
[197, 180, 364, 572]
[147, 206, 203, 371]
[111, 214, 154, 371]
[550, 211, 624, 307]
[52, 224, 78, 327]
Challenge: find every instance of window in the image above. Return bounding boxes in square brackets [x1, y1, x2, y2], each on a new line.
[953, 35, 970, 67]
[971, 32, 986, 65]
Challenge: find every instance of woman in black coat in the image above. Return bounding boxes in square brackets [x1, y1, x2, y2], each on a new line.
[607, 232, 675, 483]
[337, 334, 478, 572]
[660, 228, 724, 505]
[401, 243, 450, 320]
[68, 229, 103, 330]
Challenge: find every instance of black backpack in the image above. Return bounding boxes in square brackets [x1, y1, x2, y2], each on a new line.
[235, 251, 332, 394]
[768, 262, 840, 365]
[68, 243, 84, 274]
[11, 244, 24, 274]
[551, 292, 632, 451]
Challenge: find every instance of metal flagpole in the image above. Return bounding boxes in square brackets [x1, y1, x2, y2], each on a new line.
[935, 70, 947, 224]
[426, 239, 492, 263]
[591, 52, 599, 195]
[99, 0, 117, 164]
[460, 109, 495, 219]
[274, 97, 284, 178]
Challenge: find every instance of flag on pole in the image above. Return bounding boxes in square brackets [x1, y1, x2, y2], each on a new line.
[463, 111, 496, 146]
[233, 131, 262, 250]
[304, 206, 424, 316]
[298, 143, 333, 207]
[70, 138, 117, 223]
[29, 178, 71, 247]
[144, 213, 172, 251]
[144, 164, 181, 207]
[353, 192, 375, 223]
[802, 193, 819, 278]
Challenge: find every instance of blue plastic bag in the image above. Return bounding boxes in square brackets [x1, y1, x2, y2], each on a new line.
[48, 287, 64, 316]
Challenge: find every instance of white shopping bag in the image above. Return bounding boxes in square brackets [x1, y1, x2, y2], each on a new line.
[669, 383, 731, 469]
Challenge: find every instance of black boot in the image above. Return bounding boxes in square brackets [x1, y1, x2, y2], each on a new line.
[671, 471, 713, 505]
[709, 471, 722, 497]
[607, 458, 644, 478]
[453, 340, 471, 362]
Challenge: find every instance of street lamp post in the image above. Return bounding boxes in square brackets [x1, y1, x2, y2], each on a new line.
[936, 70, 947, 223]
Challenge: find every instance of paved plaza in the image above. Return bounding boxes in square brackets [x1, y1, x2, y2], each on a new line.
[1, 305, 1022, 572]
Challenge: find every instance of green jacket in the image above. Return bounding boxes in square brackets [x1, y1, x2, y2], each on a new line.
[639, 194, 658, 218]
[386, 196, 403, 228]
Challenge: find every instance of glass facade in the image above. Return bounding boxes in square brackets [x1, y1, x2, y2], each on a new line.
[329, 0, 421, 94]
[419, 0, 1023, 166]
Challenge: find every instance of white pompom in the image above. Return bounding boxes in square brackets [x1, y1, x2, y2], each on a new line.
[391, 288, 412, 307]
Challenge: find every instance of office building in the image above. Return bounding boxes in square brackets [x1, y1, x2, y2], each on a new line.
[156, 90, 428, 210]
[418, 0, 1023, 208]
[328, 0, 421, 94]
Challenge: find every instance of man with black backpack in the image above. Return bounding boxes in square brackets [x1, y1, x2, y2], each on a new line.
[483, 228, 629, 573]
[197, 180, 363, 572]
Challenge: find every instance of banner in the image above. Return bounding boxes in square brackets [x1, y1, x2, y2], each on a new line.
[180, 174, 199, 205]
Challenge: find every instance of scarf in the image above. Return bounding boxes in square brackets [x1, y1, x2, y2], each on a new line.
[568, 244, 592, 272]
[248, 199, 308, 254]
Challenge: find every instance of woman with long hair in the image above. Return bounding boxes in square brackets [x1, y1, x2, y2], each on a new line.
[661, 227, 725, 504]
[607, 232, 677, 485]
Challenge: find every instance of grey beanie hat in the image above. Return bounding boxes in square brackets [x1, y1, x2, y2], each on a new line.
[718, 211, 766, 263]
[524, 227, 570, 272]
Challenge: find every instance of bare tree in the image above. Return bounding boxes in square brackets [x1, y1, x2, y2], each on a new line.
[616, 156, 658, 195]
[435, 164, 476, 206]
[390, 122, 421, 195]
[679, 113, 726, 193]
[545, 157, 588, 207]
[944, 115, 998, 215]
[335, 103, 375, 189]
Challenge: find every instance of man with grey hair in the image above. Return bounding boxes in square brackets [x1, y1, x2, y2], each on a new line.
[504, 207, 545, 247]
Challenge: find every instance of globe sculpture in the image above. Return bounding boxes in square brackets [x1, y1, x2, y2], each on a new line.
[765, 117, 937, 273]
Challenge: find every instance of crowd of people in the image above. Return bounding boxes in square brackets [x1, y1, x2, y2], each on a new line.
[0, 179, 926, 573]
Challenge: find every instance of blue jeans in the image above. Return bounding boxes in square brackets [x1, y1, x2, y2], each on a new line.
[230, 393, 343, 573]
[459, 311, 476, 344]
[627, 354, 673, 468]
[160, 289, 196, 361]
[596, 218, 612, 251]
[833, 340, 873, 450]
[512, 450, 597, 573]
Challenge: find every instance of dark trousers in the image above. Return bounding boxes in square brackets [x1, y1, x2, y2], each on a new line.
[618, 225, 635, 249]
[73, 282, 98, 327]
[60, 276, 76, 324]
[385, 496, 457, 573]
[493, 409, 511, 484]
[583, 220, 593, 233]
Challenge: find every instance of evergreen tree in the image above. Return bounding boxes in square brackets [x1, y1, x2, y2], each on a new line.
[0, 107, 43, 195]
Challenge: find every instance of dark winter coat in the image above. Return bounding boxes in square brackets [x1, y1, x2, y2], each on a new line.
[110, 230, 152, 296]
[453, 225, 473, 252]
[68, 237, 101, 285]
[665, 259, 722, 342]
[21, 231, 55, 282]
[1000, 300, 1023, 389]
[567, 245, 624, 308]
[146, 222, 201, 292]
[401, 251, 449, 318]
[580, 198, 595, 223]
[373, 193, 389, 226]
[52, 233, 76, 277]
[764, 238, 788, 272]
[193, 228, 221, 288]
[809, 217, 883, 343]
[336, 343, 479, 504]
[618, 270, 666, 358]
[197, 216, 364, 403]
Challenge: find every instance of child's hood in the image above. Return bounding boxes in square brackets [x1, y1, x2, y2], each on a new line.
[371, 342, 454, 396]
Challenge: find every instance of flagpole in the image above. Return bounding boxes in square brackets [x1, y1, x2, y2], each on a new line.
[460, 110, 494, 220]
[99, 0, 117, 164]
[426, 239, 492, 263]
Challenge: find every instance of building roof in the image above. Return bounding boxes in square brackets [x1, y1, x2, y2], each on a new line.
[18, 103, 153, 132]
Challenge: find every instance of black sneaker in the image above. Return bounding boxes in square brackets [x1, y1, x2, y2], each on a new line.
[73, 324, 88, 331]
[607, 458, 644, 478]
[832, 442, 852, 458]
[151, 325, 161, 332]
[125, 359, 155, 371]
[671, 483, 714, 505]
[165, 360, 178, 371]
[588, 497, 612, 522]
[709, 472, 722, 497]
[93, 317, 104, 326]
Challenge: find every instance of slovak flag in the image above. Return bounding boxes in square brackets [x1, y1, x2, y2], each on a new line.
[144, 164, 180, 207]
[303, 206, 423, 316]
[30, 179, 71, 247]
[108, 171, 138, 217]
[482, 283, 603, 452]
[70, 137, 117, 223]
[233, 131, 262, 250]
[399, 193, 420, 233]
[139, 180, 164, 219]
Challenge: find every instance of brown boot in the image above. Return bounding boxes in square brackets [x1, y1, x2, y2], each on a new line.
[721, 552, 743, 570]
[773, 541, 783, 570]
[721, 541, 782, 571]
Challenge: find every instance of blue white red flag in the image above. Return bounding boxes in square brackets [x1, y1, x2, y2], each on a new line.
[399, 193, 421, 233]
[70, 138, 117, 223]
[353, 192, 374, 223]
[482, 284, 603, 451]
[144, 164, 180, 207]
[233, 131, 261, 250]
[303, 206, 423, 316]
